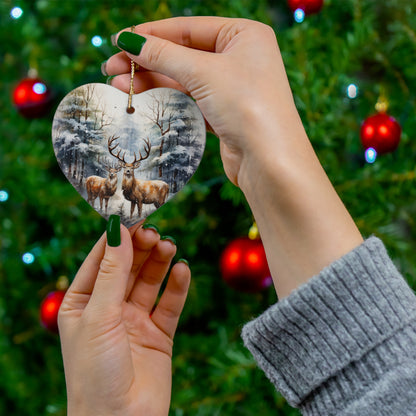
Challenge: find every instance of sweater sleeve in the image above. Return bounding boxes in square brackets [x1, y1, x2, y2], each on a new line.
[241, 237, 416, 415]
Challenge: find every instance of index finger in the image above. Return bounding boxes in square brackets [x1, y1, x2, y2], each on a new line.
[120, 16, 232, 52]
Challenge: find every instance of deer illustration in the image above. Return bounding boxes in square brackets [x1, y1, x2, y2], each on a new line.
[108, 135, 169, 218]
[85, 162, 122, 213]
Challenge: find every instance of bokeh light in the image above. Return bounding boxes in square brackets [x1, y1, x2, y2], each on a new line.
[365, 147, 377, 164]
[91, 35, 103, 47]
[294, 8, 305, 23]
[347, 83, 358, 99]
[33, 82, 47, 95]
[10, 7, 23, 19]
[0, 190, 8, 202]
[22, 252, 35, 264]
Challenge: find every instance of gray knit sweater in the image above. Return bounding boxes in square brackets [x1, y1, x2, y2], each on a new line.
[241, 237, 416, 415]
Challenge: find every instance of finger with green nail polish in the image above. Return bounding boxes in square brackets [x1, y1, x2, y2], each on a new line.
[142, 223, 160, 234]
[161, 236, 176, 245]
[117, 32, 147, 55]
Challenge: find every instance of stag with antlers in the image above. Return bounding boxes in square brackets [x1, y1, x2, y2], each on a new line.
[85, 161, 122, 213]
[108, 135, 169, 218]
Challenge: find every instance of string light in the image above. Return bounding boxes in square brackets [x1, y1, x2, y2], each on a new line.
[10, 7, 23, 19]
[365, 147, 377, 164]
[33, 82, 47, 94]
[0, 190, 8, 202]
[91, 35, 103, 47]
[294, 8, 305, 23]
[22, 252, 35, 264]
[347, 84, 358, 99]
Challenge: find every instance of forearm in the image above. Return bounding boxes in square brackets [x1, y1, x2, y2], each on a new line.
[237, 110, 363, 298]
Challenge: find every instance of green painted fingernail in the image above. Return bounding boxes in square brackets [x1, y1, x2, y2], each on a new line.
[111, 33, 118, 46]
[107, 215, 121, 247]
[100, 60, 108, 76]
[178, 258, 189, 266]
[117, 32, 147, 55]
[142, 223, 160, 233]
[161, 235, 176, 245]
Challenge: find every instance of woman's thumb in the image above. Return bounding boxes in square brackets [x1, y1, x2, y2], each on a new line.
[116, 31, 206, 92]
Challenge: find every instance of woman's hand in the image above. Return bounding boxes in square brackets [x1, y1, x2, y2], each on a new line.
[104, 17, 303, 187]
[58, 219, 190, 416]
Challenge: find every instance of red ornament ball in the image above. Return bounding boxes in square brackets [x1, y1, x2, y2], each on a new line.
[220, 237, 272, 293]
[40, 290, 66, 332]
[360, 113, 401, 155]
[287, 0, 324, 15]
[13, 77, 52, 118]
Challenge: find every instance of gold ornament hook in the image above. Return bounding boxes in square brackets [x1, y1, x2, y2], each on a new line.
[248, 222, 259, 240]
[56, 275, 69, 291]
[375, 87, 389, 113]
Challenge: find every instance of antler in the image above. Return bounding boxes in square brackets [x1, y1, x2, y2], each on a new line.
[108, 135, 126, 164]
[103, 158, 122, 172]
[108, 135, 151, 167]
[103, 158, 111, 172]
[132, 137, 151, 168]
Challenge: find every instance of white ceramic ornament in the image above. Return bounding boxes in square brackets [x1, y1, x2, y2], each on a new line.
[52, 83, 206, 227]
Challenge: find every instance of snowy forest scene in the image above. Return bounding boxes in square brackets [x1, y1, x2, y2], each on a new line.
[52, 83, 206, 226]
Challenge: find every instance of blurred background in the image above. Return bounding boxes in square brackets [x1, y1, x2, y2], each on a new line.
[1, 0, 416, 414]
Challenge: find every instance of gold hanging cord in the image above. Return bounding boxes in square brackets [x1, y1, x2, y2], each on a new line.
[127, 25, 136, 114]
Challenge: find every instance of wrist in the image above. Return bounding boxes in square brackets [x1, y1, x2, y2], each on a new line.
[236, 118, 363, 298]
[237, 109, 310, 195]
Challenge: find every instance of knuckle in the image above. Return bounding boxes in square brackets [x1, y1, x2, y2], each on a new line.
[98, 256, 125, 279]
[159, 304, 179, 320]
[180, 27, 193, 47]
[251, 20, 275, 38]
[57, 308, 66, 329]
[146, 39, 170, 67]
[57, 295, 71, 325]
[262, 23, 277, 38]
[241, 19, 276, 39]
[181, 57, 207, 92]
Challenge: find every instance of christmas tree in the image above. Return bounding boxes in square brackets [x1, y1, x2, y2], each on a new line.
[1, 0, 416, 414]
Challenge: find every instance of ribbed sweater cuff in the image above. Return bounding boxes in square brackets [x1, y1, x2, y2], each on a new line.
[241, 237, 416, 412]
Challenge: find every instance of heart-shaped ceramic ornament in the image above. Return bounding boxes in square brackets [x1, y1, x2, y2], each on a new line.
[52, 83, 206, 227]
